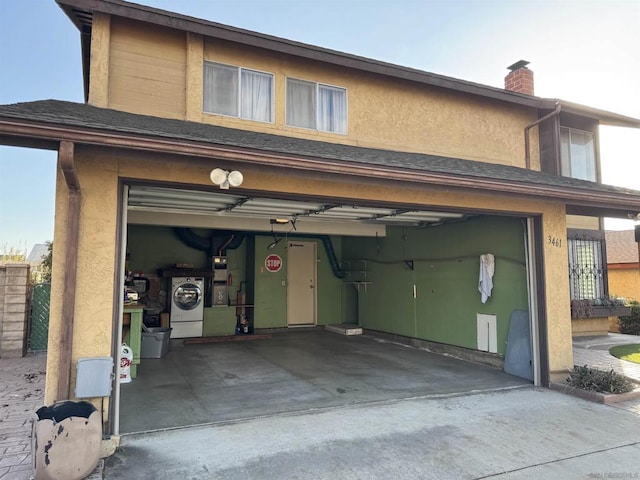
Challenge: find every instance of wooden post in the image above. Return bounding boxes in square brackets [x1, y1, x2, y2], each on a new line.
[57, 141, 80, 401]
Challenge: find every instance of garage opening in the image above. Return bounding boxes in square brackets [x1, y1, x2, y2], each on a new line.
[116, 184, 539, 433]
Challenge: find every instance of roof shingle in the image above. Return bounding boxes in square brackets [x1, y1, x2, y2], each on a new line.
[606, 230, 639, 264]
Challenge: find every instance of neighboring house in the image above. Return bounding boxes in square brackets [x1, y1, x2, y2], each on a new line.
[27, 243, 49, 282]
[606, 229, 640, 303]
[0, 0, 639, 442]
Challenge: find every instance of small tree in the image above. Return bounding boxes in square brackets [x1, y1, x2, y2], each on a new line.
[41, 241, 53, 282]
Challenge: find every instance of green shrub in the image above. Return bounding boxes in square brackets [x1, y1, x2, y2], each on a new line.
[567, 365, 633, 394]
[618, 301, 640, 335]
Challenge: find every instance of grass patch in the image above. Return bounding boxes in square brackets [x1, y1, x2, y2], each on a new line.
[609, 344, 640, 365]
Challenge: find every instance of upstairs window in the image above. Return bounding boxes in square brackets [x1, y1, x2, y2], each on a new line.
[560, 127, 596, 181]
[568, 234, 607, 301]
[203, 62, 273, 123]
[286, 78, 347, 134]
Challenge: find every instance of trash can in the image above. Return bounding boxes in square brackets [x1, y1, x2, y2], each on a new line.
[32, 401, 102, 480]
[140, 327, 172, 358]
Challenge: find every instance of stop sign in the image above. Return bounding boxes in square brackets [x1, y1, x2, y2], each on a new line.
[265, 254, 282, 272]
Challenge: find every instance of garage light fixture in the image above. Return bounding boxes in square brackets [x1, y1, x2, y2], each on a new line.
[210, 168, 244, 190]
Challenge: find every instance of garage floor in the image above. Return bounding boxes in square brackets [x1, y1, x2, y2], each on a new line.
[119, 329, 529, 433]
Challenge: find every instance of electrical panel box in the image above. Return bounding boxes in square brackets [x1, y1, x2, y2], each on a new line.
[75, 357, 113, 398]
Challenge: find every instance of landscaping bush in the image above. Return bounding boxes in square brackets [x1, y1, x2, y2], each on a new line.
[618, 301, 640, 335]
[567, 365, 633, 394]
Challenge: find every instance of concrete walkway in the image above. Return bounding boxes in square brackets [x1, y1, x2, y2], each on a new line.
[0, 354, 45, 480]
[0, 355, 101, 480]
[573, 333, 640, 383]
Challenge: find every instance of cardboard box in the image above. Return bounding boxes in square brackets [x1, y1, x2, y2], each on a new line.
[160, 313, 170, 328]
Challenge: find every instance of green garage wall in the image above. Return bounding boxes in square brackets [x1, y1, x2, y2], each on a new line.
[127, 225, 208, 274]
[252, 235, 344, 329]
[126, 226, 345, 332]
[342, 216, 528, 355]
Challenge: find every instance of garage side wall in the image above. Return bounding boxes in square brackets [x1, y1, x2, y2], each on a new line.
[342, 217, 528, 355]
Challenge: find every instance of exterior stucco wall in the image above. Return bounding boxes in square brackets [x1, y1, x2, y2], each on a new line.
[541, 205, 572, 377]
[572, 317, 609, 337]
[199, 38, 538, 168]
[45, 147, 571, 403]
[46, 152, 119, 403]
[566, 215, 600, 230]
[608, 268, 640, 302]
[106, 17, 187, 119]
[93, 16, 540, 169]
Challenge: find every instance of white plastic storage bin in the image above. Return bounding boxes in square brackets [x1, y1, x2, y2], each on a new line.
[140, 327, 172, 358]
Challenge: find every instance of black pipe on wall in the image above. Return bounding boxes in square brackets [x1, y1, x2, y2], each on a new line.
[173, 228, 345, 279]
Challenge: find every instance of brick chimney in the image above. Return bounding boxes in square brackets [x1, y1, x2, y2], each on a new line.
[505, 60, 534, 95]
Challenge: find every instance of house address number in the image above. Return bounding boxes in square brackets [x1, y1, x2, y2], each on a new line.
[547, 236, 563, 248]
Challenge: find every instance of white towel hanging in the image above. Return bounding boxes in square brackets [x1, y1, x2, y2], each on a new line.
[478, 254, 495, 303]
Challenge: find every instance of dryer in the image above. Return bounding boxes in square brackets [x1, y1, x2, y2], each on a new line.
[170, 277, 204, 338]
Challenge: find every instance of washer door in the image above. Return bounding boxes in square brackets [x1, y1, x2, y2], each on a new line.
[173, 283, 202, 311]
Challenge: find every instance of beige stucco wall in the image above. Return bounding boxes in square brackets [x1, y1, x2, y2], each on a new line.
[566, 215, 600, 230]
[571, 317, 610, 337]
[45, 147, 570, 404]
[46, 153, 120, 403]
[89, 16, 540, 170]
[106, 17, 187, 119]
[608, 268, 640, 302]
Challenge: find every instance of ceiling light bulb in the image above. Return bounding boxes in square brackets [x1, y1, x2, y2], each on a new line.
[210, 168, 227, 186]
[228, 170, 244, 187]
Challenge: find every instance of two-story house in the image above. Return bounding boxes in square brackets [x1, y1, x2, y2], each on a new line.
[0, 0, 639, 442]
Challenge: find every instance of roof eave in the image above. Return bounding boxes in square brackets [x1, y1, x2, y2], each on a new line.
[2, 114, 639, 219]
[55, 0, 543, 107]
[55, 0, 640, 129]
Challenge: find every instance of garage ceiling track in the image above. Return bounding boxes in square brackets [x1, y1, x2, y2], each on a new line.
[128, 186, 465, 227]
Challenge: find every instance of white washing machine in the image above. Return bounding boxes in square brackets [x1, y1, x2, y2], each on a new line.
[170, 277, 204, 338]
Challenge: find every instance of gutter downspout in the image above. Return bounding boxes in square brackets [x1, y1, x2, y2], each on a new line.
[57, 141, 81, 401]
[525, 102, 561, 170]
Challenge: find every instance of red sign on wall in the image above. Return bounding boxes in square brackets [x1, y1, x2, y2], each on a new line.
[265, 254, 283, 272]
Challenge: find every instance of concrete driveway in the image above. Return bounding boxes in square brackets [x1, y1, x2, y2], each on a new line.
[105, 388, 640, 479]
[120, 330, 527, 433]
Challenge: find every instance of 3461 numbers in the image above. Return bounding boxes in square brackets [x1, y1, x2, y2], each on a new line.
[547, 236, 563, 248]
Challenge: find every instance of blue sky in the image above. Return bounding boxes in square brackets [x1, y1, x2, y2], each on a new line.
[1, 0, 639, 253]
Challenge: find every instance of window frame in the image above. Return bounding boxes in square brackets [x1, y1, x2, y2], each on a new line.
[203, 60, 275, 124]
[567, 229, 608, 302]
[285, 77, 348, 134]
[559, 126, 597, 182]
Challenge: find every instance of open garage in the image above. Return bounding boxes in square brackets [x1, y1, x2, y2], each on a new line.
[118, 185, 536, 433]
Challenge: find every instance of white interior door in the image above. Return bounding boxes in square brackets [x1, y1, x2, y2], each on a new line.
[287, 241, 317, 326]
